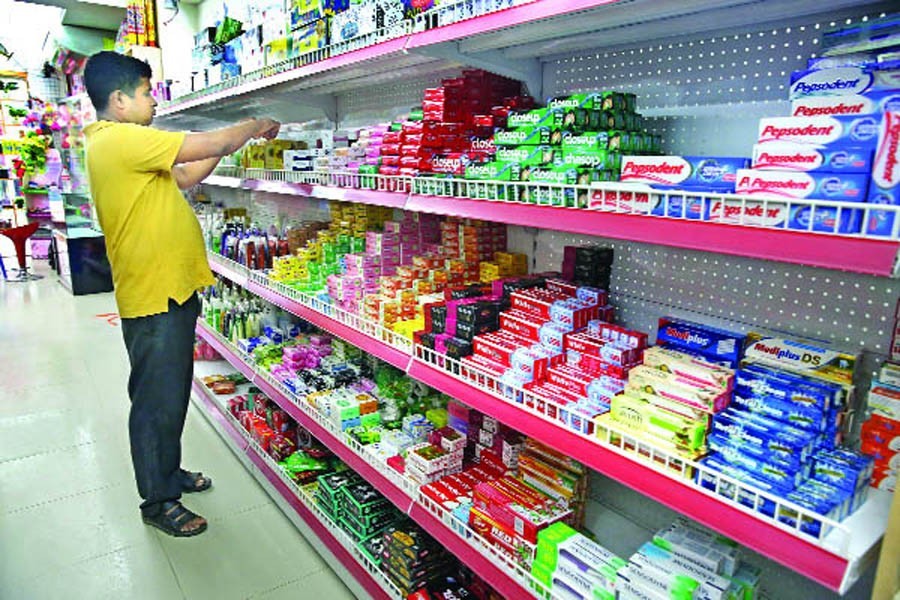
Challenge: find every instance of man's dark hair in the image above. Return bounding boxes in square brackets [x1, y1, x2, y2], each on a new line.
[84, 51, 152, 113]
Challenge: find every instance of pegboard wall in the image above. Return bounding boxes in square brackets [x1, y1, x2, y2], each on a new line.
[507, 225, 896, 398]
[543, 4, 894, 156]
[337, 71, 461, 129]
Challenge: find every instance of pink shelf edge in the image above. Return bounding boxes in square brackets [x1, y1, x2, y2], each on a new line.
[245, 280, 412, 371]
[190, 380, 393, 600]
[406, 0, 620, 47]
[405, 195, 900, 276]
[195, 323, 531, 600]
[406, 360, 851, 593]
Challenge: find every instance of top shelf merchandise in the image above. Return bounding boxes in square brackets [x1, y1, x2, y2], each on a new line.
[168, 2, 900, 599]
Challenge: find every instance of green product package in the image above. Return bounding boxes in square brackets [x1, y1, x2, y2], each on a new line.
[507, 107, 561, 129]
[463, 161, 521, 181]
[494, 126, 559, 146]
[360, 412, 382, 427]
[495, 145, 557, 167]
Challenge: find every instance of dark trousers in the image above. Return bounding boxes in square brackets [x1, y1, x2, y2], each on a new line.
[121, 294, 200, 516]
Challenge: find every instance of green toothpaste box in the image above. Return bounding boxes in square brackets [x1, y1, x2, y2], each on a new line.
[496, 145, 558, 166]
[508, 107, 562, 129]
[495, 126, 560, 146]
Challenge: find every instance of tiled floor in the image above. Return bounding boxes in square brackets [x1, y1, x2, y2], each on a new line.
[0, 265, 357, 600]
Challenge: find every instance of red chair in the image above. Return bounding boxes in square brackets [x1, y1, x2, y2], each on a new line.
[0, 222, 43, 282]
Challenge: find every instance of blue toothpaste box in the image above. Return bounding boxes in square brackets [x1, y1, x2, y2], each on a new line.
[791, 89, 900, 118]
[778, 492, 836, 538]
[707, 445, 806, 490]
[757, 116, 880, 147]
[620, 156, 750, 190]
[711, 409, 816, 462]
[730, 387, 826, 432]
[789, 65, 900, 101]
[708, 431, 808, 473]
[656, 317, 746, 368]
[865, 111, 900, 236]
[751, 142, 873, 173]
[697, 455, 795, 507]
[735, 169, 869, 202]
[737, 365, 839, 412]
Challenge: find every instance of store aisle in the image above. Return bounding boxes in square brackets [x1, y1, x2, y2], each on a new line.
[0, 266, 357, 600]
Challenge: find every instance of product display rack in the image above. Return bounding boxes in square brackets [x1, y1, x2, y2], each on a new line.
[163, 1, 900, 596]
[190, 363, 402, 600]
[194, 320, 548, 600]
[204, 167, 900, 276]
[206, 251, 892, 594]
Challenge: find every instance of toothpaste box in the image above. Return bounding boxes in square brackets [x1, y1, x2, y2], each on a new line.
[743, 334, 857, 390]
[709, 446, 806, 490]
[627, 365, 731, 413]
[642, 346, 734, 391]
[610, 393, 709, 452]
[495, 145, 557, 167]
[731, 388, 827, 432]
[711, 409, 815, 462]
[757, 115, 880, 147]
[791, 89, 900, 117]
[865, 111, 900, 236]
[620, 156, 750, 190]
[735, 168, 869, 201]
[789, 65, 900, 101]
[653, 521, 739, 577]
[656, 317, 745, 368]
[751, 141, 873, 173]
[737, 364, 841, 412]
[635, 542, 734, 596]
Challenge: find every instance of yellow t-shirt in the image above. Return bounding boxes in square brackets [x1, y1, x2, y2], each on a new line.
[84, 121, 214, 318]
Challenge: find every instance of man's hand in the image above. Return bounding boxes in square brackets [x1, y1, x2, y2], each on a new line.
[254, 118, 281, 140]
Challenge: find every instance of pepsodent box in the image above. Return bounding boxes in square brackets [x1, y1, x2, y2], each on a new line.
[791, 89, 900, 117]
[751, 141, 873, 173]
[619, 156, 749, 190]
[789, 65, 900, 101]
[865, 111, 900, 236]
[756, 115, 880, 147]
[703, 196, 863, 234]
[734, 169, 869, 201]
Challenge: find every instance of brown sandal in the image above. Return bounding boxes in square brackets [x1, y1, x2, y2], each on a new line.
[142, 501, 207, 537]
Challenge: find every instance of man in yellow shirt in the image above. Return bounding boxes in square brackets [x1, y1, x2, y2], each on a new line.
[83, 51, 279, 537]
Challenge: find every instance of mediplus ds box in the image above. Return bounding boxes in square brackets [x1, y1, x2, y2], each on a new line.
[757, 115, 880, 147]
[752, 141, 873, 173]
[865, 111, 900, 236]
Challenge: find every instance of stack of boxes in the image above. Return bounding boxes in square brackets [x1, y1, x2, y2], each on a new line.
[339, 479, 401, 543]
[701, 334, 873, 536]
[596, 344, 734, 465]
[531, 523, 624, 600]
[787, 62, 900, 235]
[860, 361, 900, 492]
[617, 518, 761, 600]
[287, 0, 341, 59]
[380, 523, 455, 595]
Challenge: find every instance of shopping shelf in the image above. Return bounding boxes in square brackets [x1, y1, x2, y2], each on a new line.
[203, 169, 900, 276]
[190, 372, 401, 600]
[157, 0, 880, 120]
[204, 253, 893, 593]
[194, 320, 546, 600]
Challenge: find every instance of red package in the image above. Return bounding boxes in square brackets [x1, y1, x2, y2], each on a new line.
[499, 311, 544, 341]
[382, 131, 401, 144]
[380, 143, 401, 155]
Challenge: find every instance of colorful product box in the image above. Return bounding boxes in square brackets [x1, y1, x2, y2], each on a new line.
[711, 409, 816, 462]
[619, 156, 749, 190]
[791, 90, 900, 117]
[656, 317, 745, 368]
[734, 168, 869, 203]
[788, 65, 900, 101]
[756, 115, 880, 147]
[865, 111, 900, 235]
[610, 393, 709, 452]
[627, 365, 731, 413]
[751, 141, 873, 173]
[742, 334, 856, 390]
[642, 346, 734, 391]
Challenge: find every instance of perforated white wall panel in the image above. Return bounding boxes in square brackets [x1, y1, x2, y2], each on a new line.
[337, 70, 461, 128]
[543, 5, 895, 155]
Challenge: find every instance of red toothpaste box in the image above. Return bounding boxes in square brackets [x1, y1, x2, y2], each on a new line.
[546, 365, 595, 397]
[500, 311, 545, 341]
[593, 322, 649, 350]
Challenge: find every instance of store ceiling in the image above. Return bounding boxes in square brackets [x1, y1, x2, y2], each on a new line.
[18, 0, 126, 32]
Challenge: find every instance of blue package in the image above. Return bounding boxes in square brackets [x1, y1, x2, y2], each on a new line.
[752, 142, 874, 173]
[811, 457, 865, 493]
[656, 317, 746, 368]
[731, 387, 826, 431]
[779, 492, 835, 538]
[620, 155, 749, 189]
[711, 411, 814, 463]
[823, 449, 875, 479]
[722, 408, 819, 450]
[697, 455, 795, 509]
[708, 431, 808, 473]
[787, 201, 863, 234]
[789, 65, 900, 100]
[796, 479, 852, 520]
[738, 365, 839, 411]
[709, 445, 806, 489]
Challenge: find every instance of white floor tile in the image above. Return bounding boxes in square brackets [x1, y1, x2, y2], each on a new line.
[0, 268, 359, 600]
